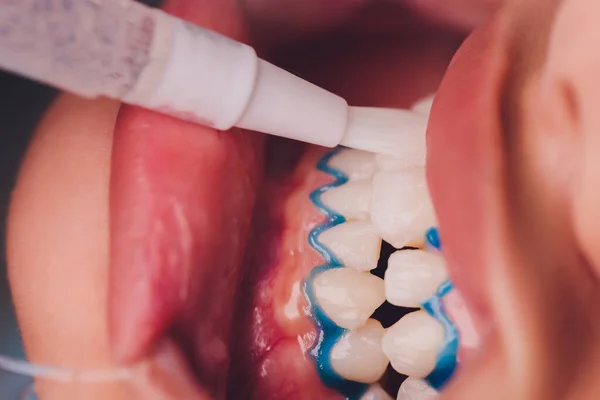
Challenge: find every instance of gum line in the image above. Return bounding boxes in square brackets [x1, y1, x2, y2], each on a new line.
[423, 228, 458, 390]
[303, 149, 368, 399]
[302, 150, 459, 398]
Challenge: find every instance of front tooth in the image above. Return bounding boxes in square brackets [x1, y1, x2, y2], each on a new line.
[330, 319, 389, 383]
[321, 180, 372, 220]
[382, 311, 444, 378]
[313, 267, 385, 330]
[361, 384, 394, 400]
[329, 149, 377, 181]
[319, 221, 382, 271]
[385, 250, 448, 308]
[375, 151, 425, 172]
[371, 170, 436, 248]
[397, 378, 439, 400]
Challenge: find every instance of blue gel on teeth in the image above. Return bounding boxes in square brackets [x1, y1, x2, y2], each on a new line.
[304, 153, 459, 397]
[426, 227, 442, 251]
[423, 227, 458, 390]
[422, 279, 458, 390]
[304, 149, 368, 400]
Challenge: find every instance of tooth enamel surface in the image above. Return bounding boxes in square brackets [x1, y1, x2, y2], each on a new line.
[375, 151, 425, 171]
[313, 267, 385, 330]
[397, 378, 438, 400]
[331, 319, 389, 383]
[319, 221, 382, 271]
[382, 311, 444, 378]
[329, 149, 377, 181]
[371, 169, 436, 248]
[321, 180, 372, 220]
[385, 250, 448, 308]
[361, 384, 394, 400]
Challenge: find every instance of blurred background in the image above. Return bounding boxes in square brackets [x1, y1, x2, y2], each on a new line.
[0, 71, 56, 397]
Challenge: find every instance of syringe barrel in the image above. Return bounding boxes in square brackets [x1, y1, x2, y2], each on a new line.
[0, 0, 157, 99]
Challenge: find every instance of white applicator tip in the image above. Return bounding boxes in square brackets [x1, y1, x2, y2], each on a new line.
[340, 107, 428, 157]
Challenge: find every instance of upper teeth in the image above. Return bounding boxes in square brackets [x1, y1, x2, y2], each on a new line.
[376, 152, 425, 172]
[321, 180, 372, 221]
[313, 267, 385, 330]
[384, 250, 448, 308]
[381, 311, 445, 378]
[328, 149, 377, 181]
[319, 220, 382, 271]
[371, 169, 437, 249]
[307, 107, 453, 399]
[396, 378, 439, 400]
[330, 319, 390, 384]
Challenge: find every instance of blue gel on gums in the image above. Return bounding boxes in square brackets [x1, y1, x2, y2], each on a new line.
[303, 149, 368, 400]
[423, 228, 459, 390]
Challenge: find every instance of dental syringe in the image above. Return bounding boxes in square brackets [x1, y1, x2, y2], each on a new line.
[0, 0, 430, 155]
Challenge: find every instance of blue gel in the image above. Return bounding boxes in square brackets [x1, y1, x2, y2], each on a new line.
[426, 227, 442, 251]
[303, 149, 368, 400]
[304, 153, 459, 397]
[423, 227, 458, 390]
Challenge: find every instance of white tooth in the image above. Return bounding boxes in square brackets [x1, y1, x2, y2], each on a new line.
[375, 151, 425, 172]
[319, 221, 382, 271]
[313, 267, 385, 330]
[397, 378, 439, 400]
[371, 169, 436, 248]
[329, 149, 377, 181]
[361, 384, 394, 400]
[382, 311, 444, 378]
[321, 180, 372, 220]
[331, 319, 389, 383]
[411, 94, 435, 115]
[385, 250, 448, 308]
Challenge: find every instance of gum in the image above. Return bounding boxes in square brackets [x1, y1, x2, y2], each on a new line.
[272, 147, 369, 398]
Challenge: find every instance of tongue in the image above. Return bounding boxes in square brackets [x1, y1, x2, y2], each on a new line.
[108, 2, 263, 396]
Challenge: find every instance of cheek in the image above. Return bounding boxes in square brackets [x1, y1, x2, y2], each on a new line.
[6, 94, 128, 399]
[543, 0, 600, 270]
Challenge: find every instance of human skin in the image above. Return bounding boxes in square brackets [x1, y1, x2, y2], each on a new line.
[6, 0, 600, 399]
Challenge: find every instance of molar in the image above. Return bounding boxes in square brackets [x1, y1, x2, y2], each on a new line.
[371, 169, 437, 248]
[313, 267, 385, 330]
[329, 149, 377, 181]
[385, 250, 448, 308]
[320, 180, 372, 220]
[319, 220, 382, 271]
[396, 378, 439, 400]
[381, 311, 444, 378]
[330, 319, 389, 384]
[361, 383, 394, 400]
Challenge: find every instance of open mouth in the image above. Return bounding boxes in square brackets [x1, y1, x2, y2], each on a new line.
[105, 1, 495, 399]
